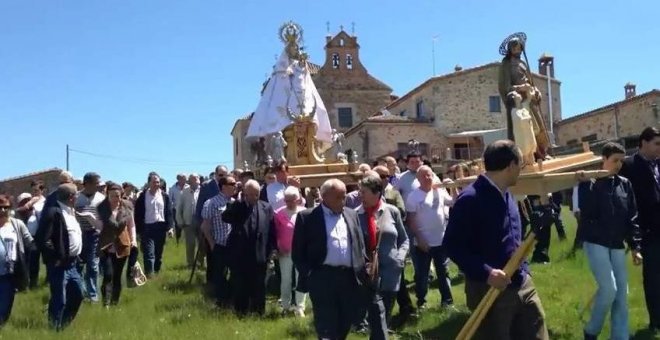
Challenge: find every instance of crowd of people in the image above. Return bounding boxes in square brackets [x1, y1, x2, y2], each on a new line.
[0, 126, 658, 340]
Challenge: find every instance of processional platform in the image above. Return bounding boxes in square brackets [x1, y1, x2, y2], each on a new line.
[446, 143, 607, 196]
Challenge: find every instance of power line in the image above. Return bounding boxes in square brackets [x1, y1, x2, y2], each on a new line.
[68, 147, 232, 168]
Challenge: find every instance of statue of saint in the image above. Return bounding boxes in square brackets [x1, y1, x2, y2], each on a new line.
[329, 129, 345, 160]
[251, 137, 268, 167]
[498, 33, 551, 161]
[269, 131, 288, 162]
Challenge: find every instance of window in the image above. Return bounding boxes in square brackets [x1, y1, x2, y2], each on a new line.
[397, 142, 429, 157]
[338, 107, 353, 128]
[416, 100, 425, 118]
[339, 38, 344, 47]
[234, 139, 239, 156]
[581, 134, 597, 142]
[399, 110, 406, 116]
[489, 96, 501, 113]
[332, 53, 340, 69]
[346, 54, 353, 70]
[453, 143, 469, 159]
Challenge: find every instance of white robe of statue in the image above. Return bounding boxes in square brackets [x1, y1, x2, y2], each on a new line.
[245, 51, 332, 150]
[511, 96, 538, 163]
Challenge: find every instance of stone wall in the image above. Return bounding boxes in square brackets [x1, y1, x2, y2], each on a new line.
[555, 91, 659, 145]
[0, 169, 62, 201]
[345, 121, 443, 162]
[386, 64, 562, 136]
[231, 118, 252, 170]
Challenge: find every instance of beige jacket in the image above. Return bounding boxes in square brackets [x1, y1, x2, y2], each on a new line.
[176, 186, 199, 226]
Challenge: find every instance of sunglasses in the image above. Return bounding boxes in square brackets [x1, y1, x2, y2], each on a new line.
[0, 206, 11, 211]
[224, 182, 237, 186]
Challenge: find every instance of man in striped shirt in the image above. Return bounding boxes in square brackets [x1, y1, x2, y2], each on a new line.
[201, 176, 236, 307]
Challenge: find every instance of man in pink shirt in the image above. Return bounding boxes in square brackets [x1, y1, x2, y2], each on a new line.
[274, 186, 307, 317]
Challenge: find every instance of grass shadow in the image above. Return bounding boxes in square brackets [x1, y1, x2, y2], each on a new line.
[10, 315, 48, 330]
[398, 309, 468, 340]
[160, 278, 202, 295]
[632, 328, 660, 340]
[285, 318, 316, 339]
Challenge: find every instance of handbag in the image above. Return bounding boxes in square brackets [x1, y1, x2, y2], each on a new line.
[130, 261, 147, 287]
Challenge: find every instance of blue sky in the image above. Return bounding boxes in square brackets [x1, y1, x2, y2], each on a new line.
[1, 0, 658, 186]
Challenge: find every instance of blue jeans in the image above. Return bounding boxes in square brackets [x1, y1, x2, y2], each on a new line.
[81, 230, 100, 300]
[47, 261, 84, 331]
[583, 242, 629, 340]
[0, 275, 15, 326]
[141, 223, 168, 275]
[414, 245, 453, 306]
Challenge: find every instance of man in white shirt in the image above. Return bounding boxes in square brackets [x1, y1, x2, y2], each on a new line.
[169, 173, 189, 243]
[74, 172, 105, 303]
[134, 172, 174, 277]
[406, 165, 454, 310]
[36, 183, 84, 331]
[176, 174, 201, 268]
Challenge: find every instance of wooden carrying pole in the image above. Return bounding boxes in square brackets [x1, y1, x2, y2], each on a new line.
[455, 231, 538, 340]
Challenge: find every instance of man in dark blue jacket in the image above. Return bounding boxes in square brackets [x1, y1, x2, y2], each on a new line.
[620, 126, 660, 333]
[444, 140, 549, 339]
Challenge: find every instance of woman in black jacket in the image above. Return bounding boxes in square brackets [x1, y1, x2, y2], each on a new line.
[580, 142, 643, 340]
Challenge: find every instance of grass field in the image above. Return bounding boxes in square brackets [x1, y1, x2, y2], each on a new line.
[2, 208, 659, 340]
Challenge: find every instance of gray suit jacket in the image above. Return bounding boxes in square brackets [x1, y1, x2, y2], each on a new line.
[357, 202, 409, 292]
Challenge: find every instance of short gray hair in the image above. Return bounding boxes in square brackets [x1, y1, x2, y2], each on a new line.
[244, 179, 261, 191]
[320, 179, 346, 197]
[284, 186, 301, 199]
[56, 183, 77, 202]
[359, 173, 383, 195]
[188, 173, 199, 180]
[58, 170, 73, 184]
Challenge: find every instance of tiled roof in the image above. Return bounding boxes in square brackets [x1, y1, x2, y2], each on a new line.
[0, 168, 62, 183]
[344, 115, 431, 137]
[557, 89, 660, 125]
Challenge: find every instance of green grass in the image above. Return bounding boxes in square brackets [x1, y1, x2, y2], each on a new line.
[2, 208, 659, 339]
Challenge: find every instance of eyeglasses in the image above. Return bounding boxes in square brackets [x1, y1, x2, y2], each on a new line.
[0, 206, 11, 211]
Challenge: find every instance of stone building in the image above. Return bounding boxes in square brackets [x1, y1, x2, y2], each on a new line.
[346, 56, 562, 162]
[555, 84, 659, 147]
[230, 113, 253, 170]
[313, 30, 393, 132]
[0, 168, 62, 201]
[230, 28, 393, 169]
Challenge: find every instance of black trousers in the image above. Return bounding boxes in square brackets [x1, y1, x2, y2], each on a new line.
[308, 266, 363, 340]
[643, 238, 660, 329]
[125, 246, 139, 283]
[231, 261, 266, 316]
[28, 248, 41, 289]
[100, 251, 128, 305]
[211, 245, 231, 305]
[396, 271, 414, 313]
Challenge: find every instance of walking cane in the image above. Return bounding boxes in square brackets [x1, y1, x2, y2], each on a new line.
[188, 245, 202, 285]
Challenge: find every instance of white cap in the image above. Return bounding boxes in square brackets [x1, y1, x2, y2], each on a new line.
[17, 192, 32, 203]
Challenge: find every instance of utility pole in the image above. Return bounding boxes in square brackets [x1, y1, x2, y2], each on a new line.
[66, 144, 70, 171]
[432, 35, 439, 76]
